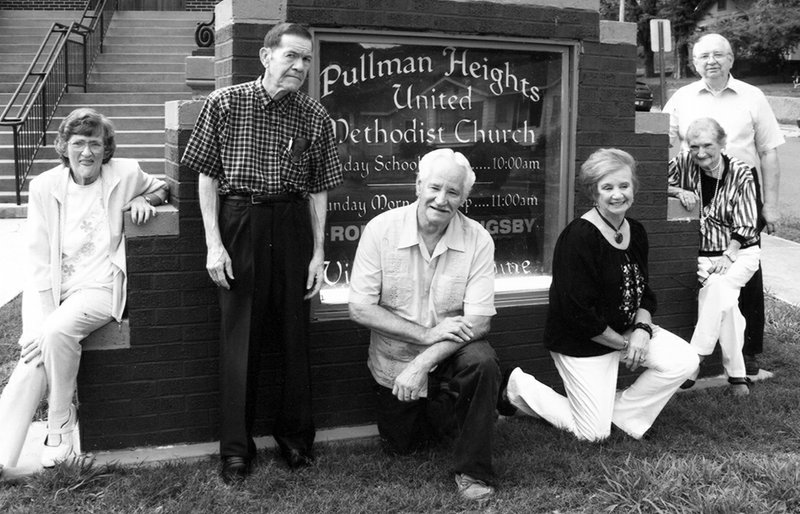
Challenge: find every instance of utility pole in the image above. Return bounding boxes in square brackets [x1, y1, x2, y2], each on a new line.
[619, 0, 625, 21]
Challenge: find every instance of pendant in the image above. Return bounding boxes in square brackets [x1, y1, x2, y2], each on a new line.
[614, 232, 623, 244]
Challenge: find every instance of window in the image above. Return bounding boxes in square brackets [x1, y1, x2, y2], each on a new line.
[311, 31, 576, 317]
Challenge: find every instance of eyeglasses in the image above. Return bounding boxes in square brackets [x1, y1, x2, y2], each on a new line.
[694, 51, 729, 63]
[68, 140, 104, 152]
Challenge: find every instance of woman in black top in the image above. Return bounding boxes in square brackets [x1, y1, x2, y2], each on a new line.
[501, 148, 698, 441]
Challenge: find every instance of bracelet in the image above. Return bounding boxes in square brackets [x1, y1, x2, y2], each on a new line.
[633, 322, 653, 339]
[620, 338, 629, 352]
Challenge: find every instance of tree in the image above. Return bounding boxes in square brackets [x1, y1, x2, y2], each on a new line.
[709, 0, 800, 74]
[600, 0, 715, 78]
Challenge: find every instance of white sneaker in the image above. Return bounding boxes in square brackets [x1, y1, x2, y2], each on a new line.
[455, 473, 495, 501]
[41, 405, 77, 468]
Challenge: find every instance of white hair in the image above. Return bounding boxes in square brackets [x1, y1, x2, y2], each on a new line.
[417, 148, 476, 195]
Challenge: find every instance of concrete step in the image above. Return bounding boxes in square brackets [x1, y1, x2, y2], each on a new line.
[92, 53, 188, 63]
[0, 43, 59, 54]
[0, 11, 81, 19]
[91, 62, 185, 73]
[102, 43, 196, 55]
[0, 82, 35, 94]
[0, 158, 165, 187]
[54, 92, 192, 103]
[54, 103, 166, 117]
[103, 35, 195, 46]
[89, 72, 186, 83]
[0, 128, 164, 149]
[108, 26, 205, 36]
[0, 118, 163, 145]
[86, 82, 191, 93]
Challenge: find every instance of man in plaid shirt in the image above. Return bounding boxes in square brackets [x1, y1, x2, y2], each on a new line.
[182, 22, 343, 483]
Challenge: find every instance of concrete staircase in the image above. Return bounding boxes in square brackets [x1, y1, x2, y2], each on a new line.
[0, 10, 208, 215]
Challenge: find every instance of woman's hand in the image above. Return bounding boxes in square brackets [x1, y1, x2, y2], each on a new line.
[677, 190, 698, 211]
[123, 196, 157, 225]
[710, 251, 737, 276]
[623, 329, 649, 371]
[19, 333, 44, 366]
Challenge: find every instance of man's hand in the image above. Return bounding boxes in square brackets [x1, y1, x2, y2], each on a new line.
[762, 203, 780, 235]
[19, 333, 43, 366]
[622, 329, 649, 372]
[392, 360, 429, 402]
[422, 316, 474, 346]
[304, 248, 324, 300]
[206, 243, 234, 289]
[123, 196, 157, 225]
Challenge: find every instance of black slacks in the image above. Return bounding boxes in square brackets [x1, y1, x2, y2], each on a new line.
[374, 340, 500, 484]
[217, 196, 315, 460]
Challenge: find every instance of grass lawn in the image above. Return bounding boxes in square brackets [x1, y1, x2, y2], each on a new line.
[1, 298, 799, 512]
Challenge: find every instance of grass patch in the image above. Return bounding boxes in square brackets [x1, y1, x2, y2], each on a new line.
[0, 297, 798, 512]
[778, 216, 800, 245]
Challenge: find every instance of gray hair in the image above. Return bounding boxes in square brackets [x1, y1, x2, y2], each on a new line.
[417, 148, 476, 196]
[687, 117, 727, 145]
[578, 148, 638, 201]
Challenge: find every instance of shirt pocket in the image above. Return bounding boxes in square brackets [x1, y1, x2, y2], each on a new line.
[280, 139, 312, 190]
[433, 273, 467, 314]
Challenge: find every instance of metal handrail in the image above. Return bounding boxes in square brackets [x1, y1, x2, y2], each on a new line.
[0, 0, 117, 205]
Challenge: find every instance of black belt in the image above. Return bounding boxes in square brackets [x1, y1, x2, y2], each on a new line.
[222, 193, 303, 205]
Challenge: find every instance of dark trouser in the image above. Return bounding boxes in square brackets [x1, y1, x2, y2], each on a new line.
[740, 264, 765, 356]
[217, 196, 315, 460]
[374, 341, 500, 484]
[741, 173, 765, 357]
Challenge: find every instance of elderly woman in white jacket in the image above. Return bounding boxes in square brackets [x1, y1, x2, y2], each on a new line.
[0, 108, 167, 473]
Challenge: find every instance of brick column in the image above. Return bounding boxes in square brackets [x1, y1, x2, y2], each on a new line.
[214, 0, 287, 88]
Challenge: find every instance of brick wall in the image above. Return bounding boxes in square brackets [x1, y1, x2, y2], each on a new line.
[0, 0, 215, 10]
[0, 0, 85, 8]
[75, 0, 699, 451]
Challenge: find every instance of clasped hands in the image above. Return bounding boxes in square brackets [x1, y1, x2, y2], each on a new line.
[621, 327, 650, 372]
[392, 316, 474, 402]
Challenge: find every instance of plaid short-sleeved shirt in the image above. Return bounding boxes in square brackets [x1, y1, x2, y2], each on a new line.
[181, 76, 343, 196]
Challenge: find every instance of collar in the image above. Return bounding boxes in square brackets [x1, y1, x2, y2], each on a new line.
[254, 74, 293, 112]
[696, 74, 744, 96]
[397, 201, 466, 253]
[51, 163, 119, 204]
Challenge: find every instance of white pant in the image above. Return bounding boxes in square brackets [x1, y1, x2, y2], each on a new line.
[0, 287, 112, 467]
[506, 326, 699, 441]
[691, 247, 760, 378]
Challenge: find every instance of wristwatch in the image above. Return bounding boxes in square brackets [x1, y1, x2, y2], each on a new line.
[722, 250, 737, 262]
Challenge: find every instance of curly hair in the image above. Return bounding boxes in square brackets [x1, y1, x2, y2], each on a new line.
[54, 108, 116, 166]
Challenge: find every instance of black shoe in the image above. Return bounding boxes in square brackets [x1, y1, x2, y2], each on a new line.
[497, 368, 518, 416]
[220, 456, 250, 484]
[679, 379, 696, 390]
[281, 448, 315, 470]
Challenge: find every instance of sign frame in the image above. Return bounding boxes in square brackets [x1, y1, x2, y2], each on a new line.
[308, 29, 579, 321]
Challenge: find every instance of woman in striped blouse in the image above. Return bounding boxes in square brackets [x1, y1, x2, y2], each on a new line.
[668, 117, 761, 396]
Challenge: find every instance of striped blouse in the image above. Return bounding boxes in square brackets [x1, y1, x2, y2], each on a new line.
[668, 152, 760, 254]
